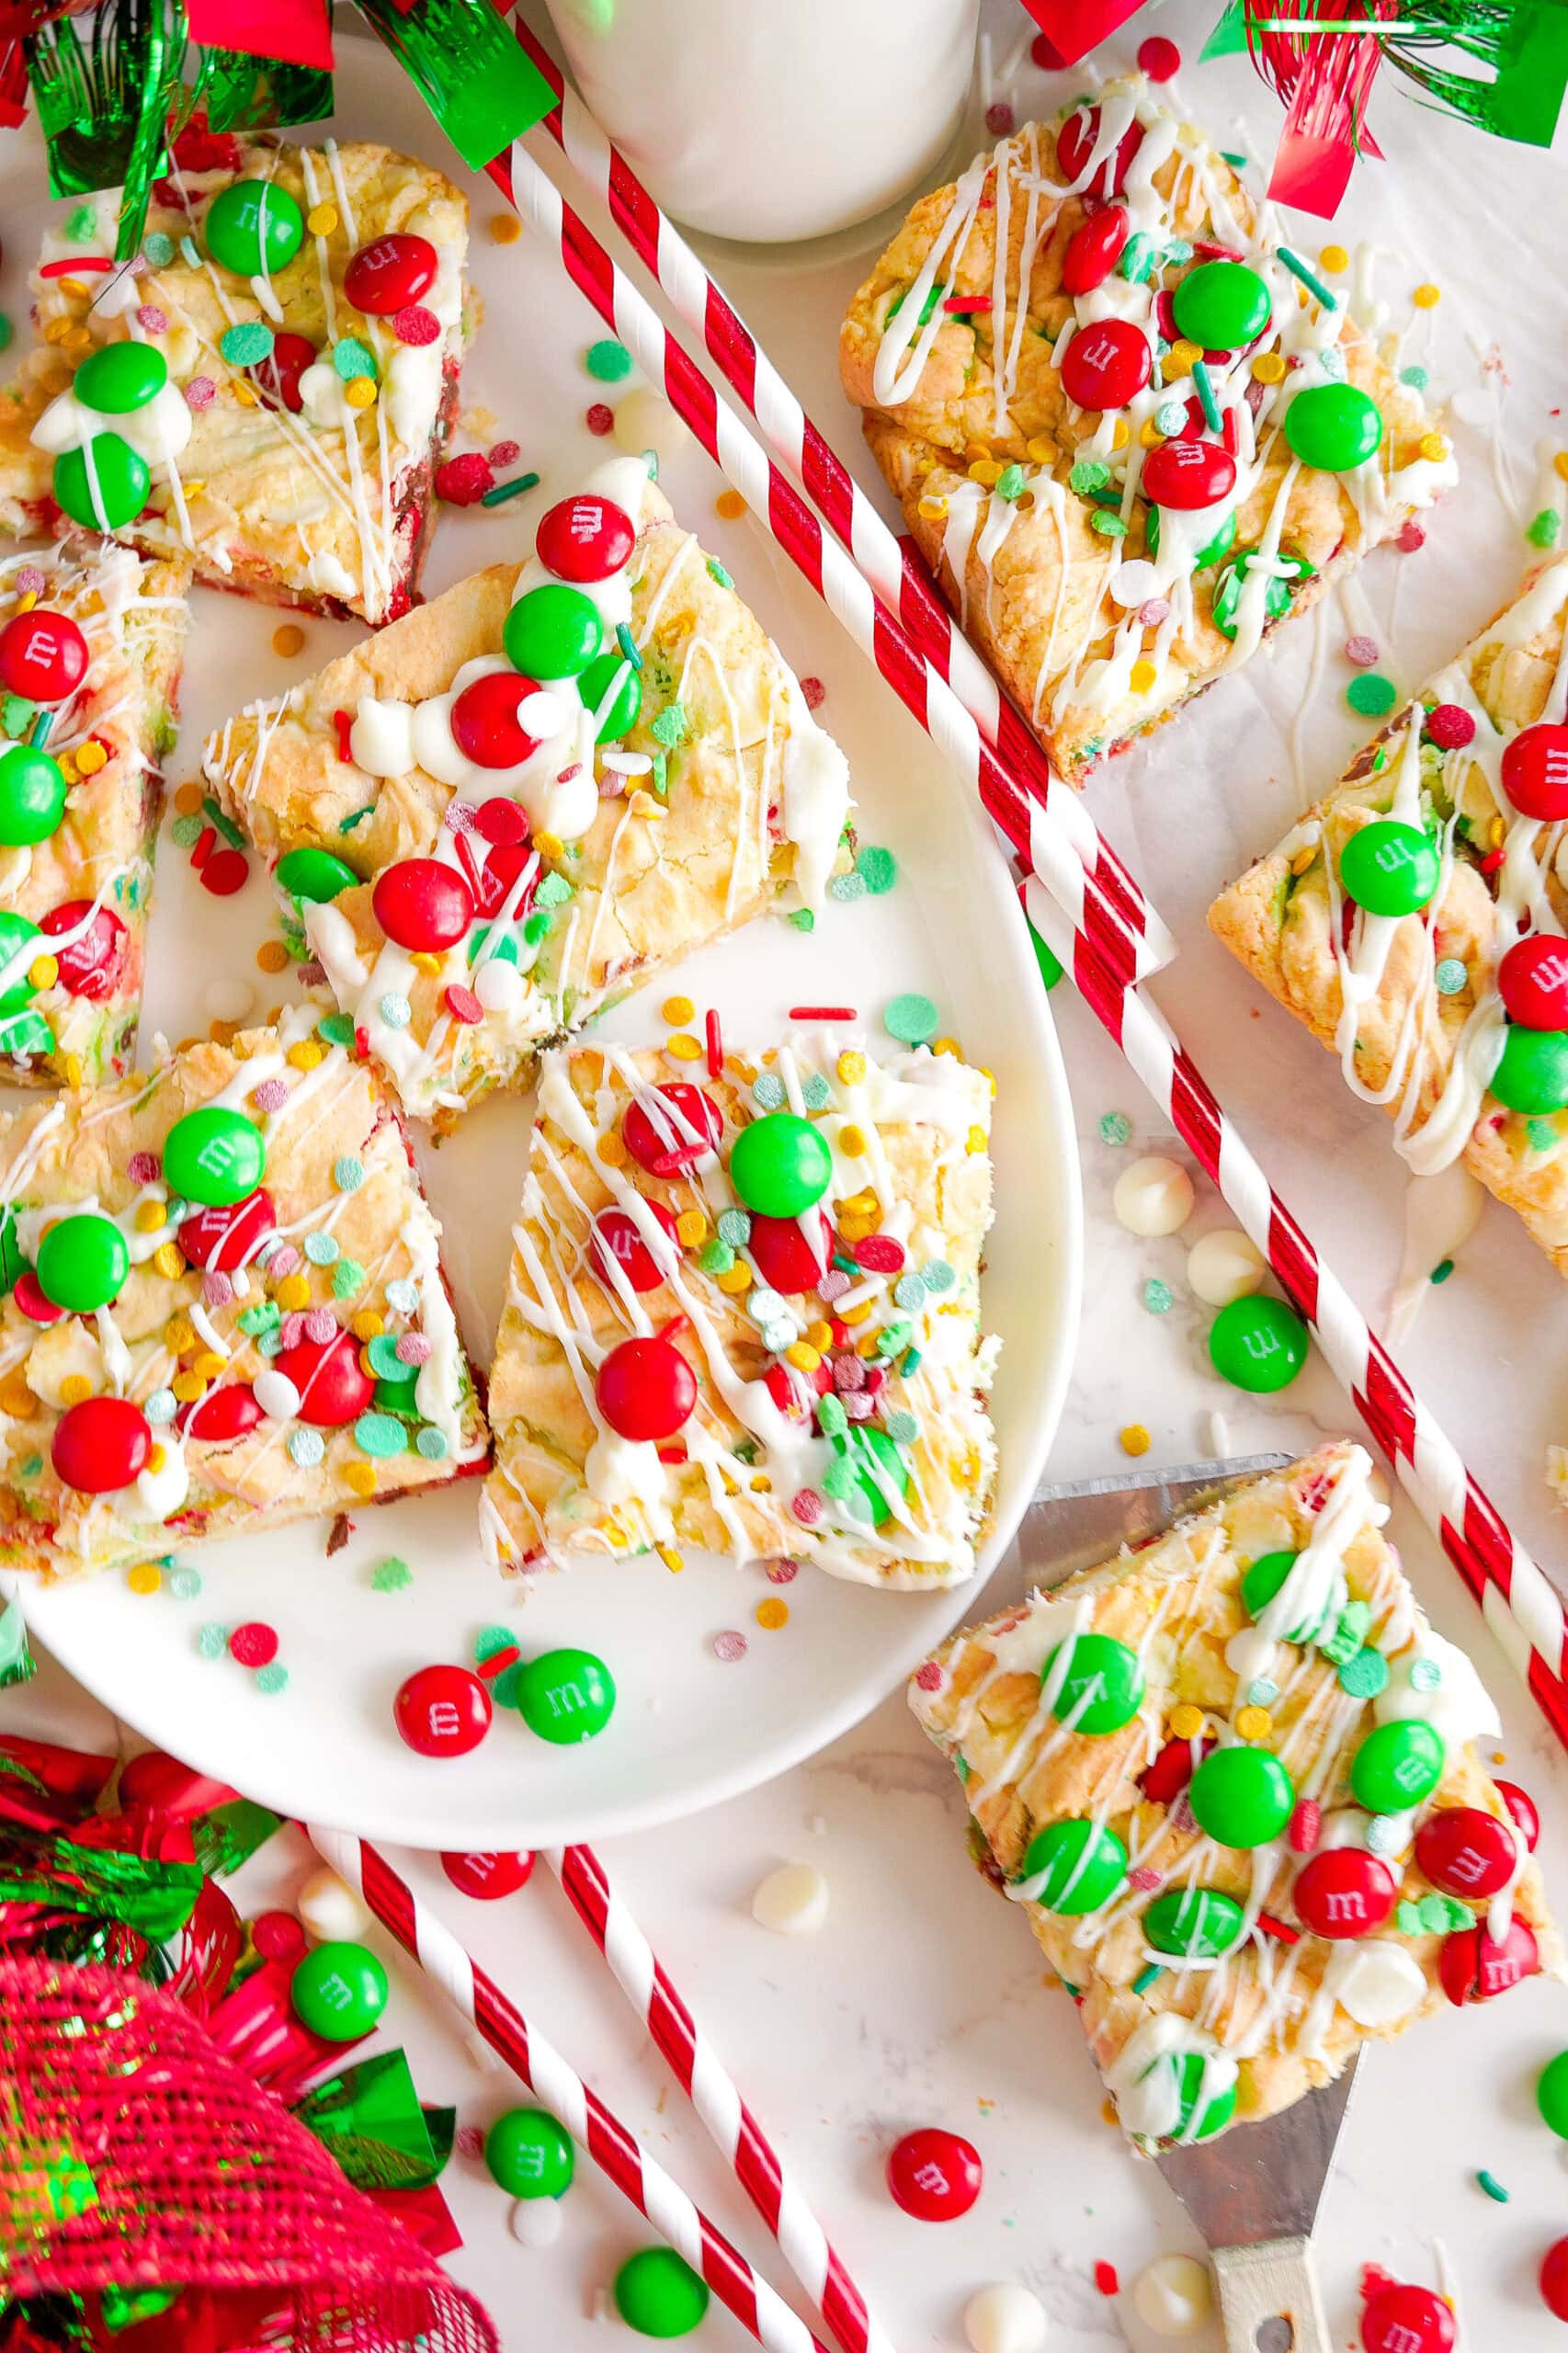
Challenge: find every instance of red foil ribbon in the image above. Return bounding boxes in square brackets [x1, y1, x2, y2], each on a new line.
[1016, 0, 1145, 64]
[184, 0, 334, 70]
[1243, 0, 1393, 214]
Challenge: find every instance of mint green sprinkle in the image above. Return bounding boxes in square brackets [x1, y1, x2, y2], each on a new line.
[923, 1261, 954, 1293]
[2, 695, 34, 739]
[884, 991, 938, 1045]
[1346, 672, 1398, 717]
[994, 462, 1027, 500]
[1142, 1278, 1173, 1314]
[1528, 508, 1562, 550]
[219, 321, 273, 367]
[857, 846, 897, 893]
[536, 871, 574, 905]
[370, 1555, 413, 1592]
[1099, 1111, 1132, 1146]
[1396, 1901, 1426, 1936]
[698, 1238, 734, 1274]
[1069, 460, 1110, 494]
[1246, 1677, 1279, 1708]
[1089, 509, 1128, 539]
[1418, 1892, 1458, 1934]
[67, 203, 97, 240]
[1118, 232, 1157, 285]
[522, 909, 551, 946]
[354, 1411, 407, 1458]
[752, 1071, 786, 1109]
[651, 751, 668, 795]
[142, 230, 175, 265]
[1400, 364, 1429, 390]
[1476, 2170, 1510, 2204]
[169, 1567, 201, 1599]
[821, 1456, 859, 1502]
[339, 805, 374, 833]
[170, 813, 202, 848]
[585, 337, 633, 381]
[368, 1336, 406, 1380]
[1434, 957, 1467, 995]
[651, 701, 686, 747]
[788, 908, 814, 932]
[416, 1426, 448, 1459]
[1131, 1962, 1165, 1995]
[255, 1664, 289, 1695]
[1154, 399, 1188, 436]
[706, 559, 733, 588]
[198, 1623, 227, 1660]
[801, 1072, 832, 1110]
[334, 336, 378, 381]
[238, 1302, 279, 1336]
[1430, 1256, 1454, 1284]
[1220, 149, 1248, 168]
[1337, 1646, 1389, 1698]
[885, 1410, 919, 1444]
[317, 1011, 354, 1046]
[305, 1232, 339, 1266]
[816, 1393, 847, 1438]
[1409, 1656, 1444, 1691]
[1528, 1115, 1560, 1152]
[332, 1259, 365, 1298]
[829, 870, 867, 903]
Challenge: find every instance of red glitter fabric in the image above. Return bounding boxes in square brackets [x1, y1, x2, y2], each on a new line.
[1, 1956, 498, 2353]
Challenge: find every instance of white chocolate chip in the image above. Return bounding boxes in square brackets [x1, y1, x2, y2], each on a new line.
[510, 2195, 564, 2246]
[1186, 1226, 1265, 1307]
[612, 385, 689, 460]
[1113, 1155, 1195, 1239]
[963, 2282, 1049, 2353]
[205, 977, 255, 1024]
[475, 957, 524, 1011]
[1332, 1939, 1427, 2029]
[749, 1862, 829, 1935]
[1130, 2254, 1212, 2337]
[1109, 560, 1160, 608]
[295, 1864, 370, 1942]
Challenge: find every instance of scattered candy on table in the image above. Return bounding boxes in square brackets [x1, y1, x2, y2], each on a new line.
[885, 2127, 983, 2221]
[613, 2245, 711, 2337]
[749, 1862, 830, 1935]
[289, 1939, 389, 2040]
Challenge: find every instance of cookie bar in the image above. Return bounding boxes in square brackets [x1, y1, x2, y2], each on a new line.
[0, 131, 472, 623]
[910, 1442, 1556, 2149]
[482, 1029, 996, 1586]
[840, 76, 1455, 783]
[201, 459, 853, 1129]
[1210, 555, 1568, 1276]
[0, 1010, 487, 1582]
[0, 535, 187, 1089]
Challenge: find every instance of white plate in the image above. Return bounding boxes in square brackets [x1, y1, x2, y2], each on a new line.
[0, 44, 1083, 1847]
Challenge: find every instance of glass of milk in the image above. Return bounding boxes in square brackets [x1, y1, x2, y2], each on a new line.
[534, 0, 980, 246]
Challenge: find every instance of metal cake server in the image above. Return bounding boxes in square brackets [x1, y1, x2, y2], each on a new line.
[1015, 1454, 1357, 2353]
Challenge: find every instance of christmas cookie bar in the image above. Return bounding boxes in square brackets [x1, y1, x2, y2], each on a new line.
[910, 1441, 1557, 2149]
[0, 1010, 487, 1582]
[481, 1029, 996, 1586]
[1210, 555, 1568, 1276]
[0, 131, 472, 623]
[839, 77, 1455, 784]
[0, 535, 187, 1090]
[201, 459, 852, 1128]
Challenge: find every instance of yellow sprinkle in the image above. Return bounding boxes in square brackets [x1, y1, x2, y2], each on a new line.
[1131, 659, 1157, 694]
[131, 1199, 167, 1236]
[967, 458, 1003, 487]
[13, 592, 36, 616]
[147, 1445, 167, 1475]
[630, 789, 667, 820]
[57, 754, 79, 785]
[749, 1472, 771, 1492]
[286, 1040, 324, 1071]
[965, 1124, 986, 1154]
[42, 318, 72, 345]
[931, 1036, 960, 1058]
[840, 1187, 879, 1213]
[1250, 350, 1286, 385]
[165, 1318, 198, 1354]
[1165, 339, 1200, 376]
[837, 1123, 868, 1157]
[345, 378, 377, 410]
[409, 950, 443, 977]
[1320, 244, 1348, 274]
[59, 1373, 93, 1407]
[532, 831, 565, 866]
[358, 1346, 378, 1378]
[1489, 815, 1506, 850]
[174, 779, 204, 816]
[343, 1460, 378, 1497]
[1120, 1422, 1152, 1456]
[62, 325, 93, 354]
[676, 1209, 708, 1246]
[1026, 434, 1053, 463]
[26, 955, 58, 990]
[1169, 1702, 1205, 1740]
[837, 1217, 874, 1245]
[153, 1241, 184, 1279]
[127, 1561, 162, 1594]
[665, 1031, 702, 1063]
[74, 740, 106, 776]
[657, 1543, 684, 1573]
[192, 1350, 226, 1381]
[597, 1132, 627, 1167]
[276, 1273, 311, 1311]
[256, 939, 290, 974]
[716, 1262, 753, 1294]
[273, 622, 306, 657]
[1139, 419, 1165, 448]
[662, 994, 695, 1024]
[839, 1302, 872, 1326]
[0, 1371, 37, 1416]
[1413, 282, 1441, 310]
[490, 212, 523, 244]
[857, 1332, 881, 1359]
[305, 202, 338, 236]
[785, 1341, 821, 1372]
[835, 1050, 867, 1085]
[1555, 451, 1568, 484]
[1111, 418, 1130, 450]
[182, 481, 207, 496]
[1236, 1704, 1274, 1742]
[352, 1311, 384, 1341]
[231, 382, 258, 407]
[172, 1370, 205, 1403]
[715, 489, 745, 520]
[1290, 846, 1316, 877]
[916, 495, 949, 520]
[756, 1597, 790, 1631]
[604, 1523, 628, 1549]
[1419, 431, 1449, 463]
[806, 1321, 833, 1350]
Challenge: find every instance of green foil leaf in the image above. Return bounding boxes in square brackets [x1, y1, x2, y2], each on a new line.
[352, 0, 556, 166]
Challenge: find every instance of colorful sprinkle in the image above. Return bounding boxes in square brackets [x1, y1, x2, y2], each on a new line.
[1346, 673, 1398, 717]
[1400, 363, 1429, 390]
[1345, 634, 1380, 667]
[1119, 1424, 1151, 1456]
[289, 1428, 324, 1467]
[228, 1620, 278, 1667]
[198, 1623, 228, 1660]
[857, 846, 897, 894]
[585, 337, 634, 381]
[1476, 2170, 1510, 2204]
[370, 1556, 413, 1592]
[1142, 1278, 1173, 1314]
[756, 1597, 790, 1631]
[255, 1663, 290, 1695]
[219, 321, 274, 366]
[1338, 1646, 1389, 1698]
[1528, 509, 1562, 550]
[585, 402, 615, 435]
[884, 992, 938, 1046]
[1099, 1110, 1133, 1145]
[334, 336, 377, 381]
[712, 1629, 748, 1662]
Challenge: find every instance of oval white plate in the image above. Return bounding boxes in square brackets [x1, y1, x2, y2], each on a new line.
[0, 46, 1083, 1847]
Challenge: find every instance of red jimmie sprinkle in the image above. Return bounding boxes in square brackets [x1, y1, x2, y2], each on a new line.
[1094, 2262, 1119, 2298]
[799, 676, 825, 710]
[40, 255, 116, 276]
[705, 1006, 722, 1079]
[190, 825, 214, 870]
[333, 709, 354, 763]
[943, 292, 993, 313]
[1256, 1912, 1301, 1945]
[476, 1643, 521, 1678]
[585, 403, 615, 436]
[790, 1006, 858, 1021]
[354, 1024, 370, 1061]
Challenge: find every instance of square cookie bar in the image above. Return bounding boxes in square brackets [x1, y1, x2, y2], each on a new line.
[0, 1011, 487, 1581]
[0, 534, 187, 1088]
[910, 1442, 1556, 2149]
[1210, 555, 1568, 1277]
[201, 459, 853, 1129]
[840, 76, 1455, 783]
[482, 1029, 997, 1586]
[0, 132, 472, 622]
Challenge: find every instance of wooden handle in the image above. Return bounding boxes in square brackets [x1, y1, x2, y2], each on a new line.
[1211, 2237, 1333, 2353]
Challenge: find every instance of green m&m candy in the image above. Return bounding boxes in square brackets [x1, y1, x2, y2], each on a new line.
[52, 435, 150, 532]
[276, 846, 359, 902]
[0, 1208, 24, 1294]
[1044, 1631, 1144, 1734]
[1164, 2051, 1236, 2143]
[484, 2105, 574, 2198]
[37, 1211, 129, 1313]
[503, 582, 604, 679]
[1188, 1744, 1294, 1847]
[517, 1646, 616, 1743]
[0, 910, 41, 1013]
[204, 178, 305, 278]
[1208, 1295, 1309, 1393]
[1242, 1550, 1337, 1643]
[74, 340, 167, 415]
[1536, 2049, 1568, 2140]
[1147, 501, 1235, 572]
[578, 647, 642, 742]
[614, 2246, 710, 2339]
[163, 1105, 267, 1207]
[0, 745, 67, 846]
[1143, 1887, 1246, 1960]
[1172, 259, 1271, 351]
[1284, 381, 1382, 472]
[1018, 1817, 1128, 1914]
[1210, 547, 1311, 642]
[729, 1111, 832, 1216]
[290, 1939, 389, 2040]
[1339, 819, 1440, 917]
[1350, 1717, 1445, 1813]
[833, 1424, 909, 1527]
[1490, 1025, 1568, 1115]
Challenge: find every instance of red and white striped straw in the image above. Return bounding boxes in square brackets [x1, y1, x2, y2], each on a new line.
[483, 112, 1568, 1751]
[305, 1826, 835, 2353]
[549, 1845, 889, 2353]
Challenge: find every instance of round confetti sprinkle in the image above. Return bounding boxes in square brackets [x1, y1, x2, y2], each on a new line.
[198, 1623, 227, 1659]
[752, 1071, 786, 1109]
[334, 336, 377, 381]
[490, 440, 520, 467]
[415, 1426, 449, 1459]
[304, 1233, 339, 1265]
[143, 232, 175, 265]
[1413, 281, 1440, 308]
[145, 1389, 176, 1425]
[1401, 363, 1430, 390]
[1338, 1646, 1390, 1698]
[1345, 633, 1380, 667]
[984, 99, 1014, 133]
[386, 1279, 419, 1314]
[380, 992, 412, 1029]
[219, 321, 275, 367]
[857, 846, 897, 892]
[756, 1597, 790, 1631]
[289, 1427, 324, 1467]
[766, 1560, 800, 1585]
[1099, 1111, 1132, 1145]
[393, 304, 440, 347]
[255, 1663, 290, 1694]
[169, 1566, 201, 1597]
[185, 375, 216, 409]
[828, 870, 867, 903]
[1120, 1424, 1152, 1456]
[585, 402, 615, 435]
[1435, 958, 1468, 995]
[137, 304, 167, 335]
[1142, 1278, 1173, 1314]
[1138, 33, 1180, 76]
[585, 337, 633, 381]
[1346, 672, 1398, 717]
[127, 1561, 161, 1595]
[333, 1154, 363, 1190]
[355, 1411, 407, 1458]
[303, 1308, 335, 1344]
[884, 992, 938, 1046]
[229, 1620, 278, 1667]
[712, 1629, 747, 1661]
[252, 1077, 289, 1111]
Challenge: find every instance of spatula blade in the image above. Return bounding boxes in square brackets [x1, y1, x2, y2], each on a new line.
[1016, 1453, 1293, 1590]
[1155, 2058, 1360, 2249]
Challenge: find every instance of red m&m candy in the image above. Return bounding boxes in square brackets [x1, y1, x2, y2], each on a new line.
[178, 1187, 276, 1273]
[184, 1381, 265, 1442]
[1292, 1848, 1396, 1940]
[1541, 2237, 1568, 2323]
[1361, 2283, 1456, 2353]
[1056, 104, 1144, 197]
[1060, 318, 1152, 413]
[1062, 205, 1130, 295]
[1495, 1778, 1540, 1849]
[252, 330, 316, 414]
[596, 1335, 697, 1441]
[52, 1395, 152, 1493]
[450, 672, 548, 769]
[40, 901, 126, 1000]
[474, 839, 537, 920]
[1414, 1805, 1518, 1899]
[0, 608, 88, 703]
[1437, 1915, 1539, 2006]
[886, 2127, 983, 2221]
[746, 1210, 833, 1295]
[536, 494, 637, 585]
[1138, 1732, 1215, 1805]
[1142, 436, 1237, 511]
[765, 1354, 833, 1424]
[394, 1664, 493, 1757]
[441, 1847, 534, 1898]
[622, 1084, 723, 1177]
[591, 1201, 681, 1293]
[344, 232, 438, 315]
[273, 1331, 375, 1427]
[1498, 935, 1568, 1031]
[1501, 722, 1568, 819]
[372, 857, 475, 952]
